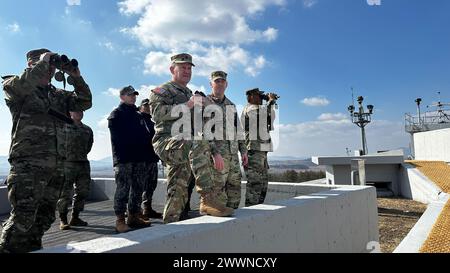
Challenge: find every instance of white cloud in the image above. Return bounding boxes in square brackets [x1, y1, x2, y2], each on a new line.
[118, 0, 285, 78]
[245, 55, 267, 77]
[97, 114, 110, 130]
[271, 119, 409, 158]
[98, 41, 115, 51]
[89, 130, 112, 161]
[317, 112, 348, 121]
[103, 85, 157, 99]
[119, 0, 152, 15]
[187, 83, 207, 93]
[6, 23, 20, 33]
[104, 88, 121, 97]
[302, 96, 330, 107]
[67, 0, 81, 6]
[303, 0, 318, 8]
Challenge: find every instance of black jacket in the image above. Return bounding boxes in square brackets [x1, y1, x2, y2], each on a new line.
[139, 112, 160, 163]
[108, 103, 159, 166]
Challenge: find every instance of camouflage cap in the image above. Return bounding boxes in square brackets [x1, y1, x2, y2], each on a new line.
[120, 85, 139, 96]
[140, 98, 150, 106]
[26, 48, 51, 64]
[246, 88, 263, 96]
[171, 53, 195, 66]
[211, 71, 227, 82]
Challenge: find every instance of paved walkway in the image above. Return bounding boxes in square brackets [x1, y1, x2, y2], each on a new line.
[0, 200, 199, 249]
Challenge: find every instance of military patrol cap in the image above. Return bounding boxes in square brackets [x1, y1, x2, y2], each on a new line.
[171, 53, 195, 66]
[246, 88, 263, 96]
[26, 48, 51, 64]
[120, 85, 139, 96]
[211, 71, 227, 82]
[140, 98, 150, 106]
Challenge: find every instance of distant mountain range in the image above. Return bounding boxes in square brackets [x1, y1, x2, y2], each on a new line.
[0, 147, 411, 177]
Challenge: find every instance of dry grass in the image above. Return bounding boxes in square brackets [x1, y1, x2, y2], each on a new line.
[377, 197, 427, 253]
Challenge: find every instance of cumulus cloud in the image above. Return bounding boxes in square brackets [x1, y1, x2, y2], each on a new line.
[67, 0, 81, 6]
[6, 23, 20, 33]
[104, 88, 121, 97]
[302, 96, 330, 107]
[118, 0, 285, 78]
[317, 113, 348, 121]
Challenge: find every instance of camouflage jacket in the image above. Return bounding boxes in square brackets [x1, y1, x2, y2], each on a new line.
[241, 104, 274, 152]
[2, 60, 92, 160]
[148, 81, 194, 161]
[207, 94, 247, 156]
[65, 122, 93, 162]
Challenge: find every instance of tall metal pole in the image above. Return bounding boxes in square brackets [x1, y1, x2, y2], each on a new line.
[348, 95, 373, 156]
[361, 126, 367, 155]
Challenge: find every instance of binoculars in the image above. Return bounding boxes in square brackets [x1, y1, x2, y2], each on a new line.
[260, 92, 280, 101]
[50, 54, 79, 87]
[194, 90, 207, 97]
[50, 54, 78, 72]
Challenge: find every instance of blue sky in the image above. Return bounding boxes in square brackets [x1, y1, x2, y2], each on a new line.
[1, 0, 449, 160]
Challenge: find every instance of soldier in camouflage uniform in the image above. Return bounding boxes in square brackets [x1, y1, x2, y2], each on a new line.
[241, 88, 277, 206]
[206, 71, 248, 209]
[149, 53, 234, 224]
[57, 111, 93, 230]
[138, 98, 162, 220]
[108, 86, 152, 233]
[0, 49, 92, 253]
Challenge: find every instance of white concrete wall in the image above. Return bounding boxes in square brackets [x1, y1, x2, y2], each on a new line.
[89, 179, 333, 210]
[414, 128, 450, 162]
[326, 164, 400, 194]
[41, 185, 379, 253]
[398, 163, 442, 204]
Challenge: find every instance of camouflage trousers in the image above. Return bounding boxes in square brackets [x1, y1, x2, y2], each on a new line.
[142, 162, 158, 210]
[213, 153, 242, 209]
[113, 162, 147, 215]
[57, 161, 91, 216]
[244, 150, 269, 206]
[0, 157, 65, 253]
[156, 138, 214, 224]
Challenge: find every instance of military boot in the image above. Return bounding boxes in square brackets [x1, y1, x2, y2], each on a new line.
[115, 214, 131, 233]
[143, 206, 163, 219]
[200, 192, 234, 217]
[69, 211, 88, 227]
[127, 212, 151, 229]
[59, 213, 71, 230]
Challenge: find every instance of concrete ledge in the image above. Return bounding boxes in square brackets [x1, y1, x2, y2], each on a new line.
[89, 179, 335, 210]
[40, 185, 378, 253]
[312, 155, 404, 165]
[394, 193, 449, 253]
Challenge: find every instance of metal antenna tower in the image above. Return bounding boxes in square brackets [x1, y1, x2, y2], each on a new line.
[426, 91, 450, 124]
[348, 91, 374, 156]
